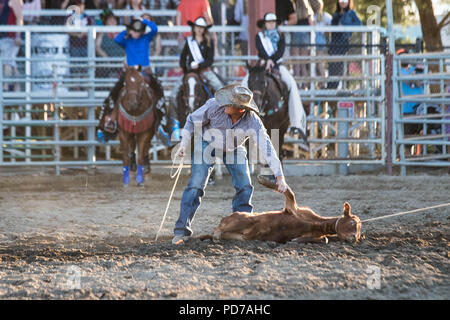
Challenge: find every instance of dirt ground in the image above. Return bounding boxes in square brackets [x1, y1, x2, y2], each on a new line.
[0, 167, 449, 300]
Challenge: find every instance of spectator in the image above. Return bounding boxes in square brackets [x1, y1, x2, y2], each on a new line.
[309, 0, 331, 87]
[275, 0, 296, 26]
[176, 0, 218, 54]
[0, 0, 23, 92]
[234, 0, 248, 55]
[327, 0, 361, 89]
[23, 0, 41, 25]
[61, 1, 95, 86]
[291, 0, 314, 84]
[123, 0, 145, 25]
[95, 8, 124, 78]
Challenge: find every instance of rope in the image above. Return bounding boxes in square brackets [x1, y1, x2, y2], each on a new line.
[155, 154, 184, 241]
[361, 202, 450, 223]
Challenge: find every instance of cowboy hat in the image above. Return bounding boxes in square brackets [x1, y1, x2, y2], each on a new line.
[215, 84, 259, 115]
[257, 12, 281, 29]
[127, 19, 146, 33]
[187, 16, 213, 29]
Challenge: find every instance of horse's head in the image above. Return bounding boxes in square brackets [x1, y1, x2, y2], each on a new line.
[335, 203, 362, 243]
[247, 62, 268, 113]
[182, 72, 207, 112]
[123, 66, 146, 111]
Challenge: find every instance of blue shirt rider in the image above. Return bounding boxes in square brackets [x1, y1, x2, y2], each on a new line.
[99, 17, 166, 140]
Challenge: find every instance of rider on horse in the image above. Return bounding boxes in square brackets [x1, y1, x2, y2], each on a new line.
[167, 16, 225, 140]
[98, 16, 167, 141]
[242, 12, 308, 141]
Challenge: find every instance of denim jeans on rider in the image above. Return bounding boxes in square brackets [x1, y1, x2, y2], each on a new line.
[174, 140, 254, 236]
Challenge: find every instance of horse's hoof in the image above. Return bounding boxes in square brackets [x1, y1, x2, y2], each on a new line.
[137, 183, 144, 187]
[123, 183, 130, 188]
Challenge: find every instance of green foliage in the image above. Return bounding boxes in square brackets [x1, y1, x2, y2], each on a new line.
[323, 0, 419, 27]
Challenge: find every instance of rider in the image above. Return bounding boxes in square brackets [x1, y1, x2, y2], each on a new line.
[167, 16, 225, 141]
[242, 12, 308, 141]
[98, 16, 166, 140]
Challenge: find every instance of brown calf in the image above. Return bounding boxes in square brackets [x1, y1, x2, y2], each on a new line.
[199, 176, 362, 244]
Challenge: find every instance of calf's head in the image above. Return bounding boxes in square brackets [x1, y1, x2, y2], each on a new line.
[335, 203, 362, 243]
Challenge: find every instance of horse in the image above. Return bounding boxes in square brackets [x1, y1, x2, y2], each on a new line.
[114, 66, 161, 186]
[247, 63, 290, 164]
[177, 71, 212, 128]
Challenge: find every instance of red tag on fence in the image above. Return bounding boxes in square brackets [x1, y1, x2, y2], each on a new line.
[337, 101, 355, 109]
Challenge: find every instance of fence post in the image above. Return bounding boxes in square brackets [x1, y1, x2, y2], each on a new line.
[386, 53, 393, 175]
[87, 28, 96, 169]
[0, 60, 3, 164]
[25, 30, 32, 163]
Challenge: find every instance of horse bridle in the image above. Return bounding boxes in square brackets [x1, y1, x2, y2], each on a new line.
[122, 71, 152, 103]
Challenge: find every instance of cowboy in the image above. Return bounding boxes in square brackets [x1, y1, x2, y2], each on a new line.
[242, 12, 308, 141]
[171, 84, 290, 245]
[98, 16, 166, 140]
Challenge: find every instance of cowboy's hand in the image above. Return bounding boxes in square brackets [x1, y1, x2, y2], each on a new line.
[275, 175, 289, 193]
[190, 61, 199, 69]
[177, 145, 186, 158]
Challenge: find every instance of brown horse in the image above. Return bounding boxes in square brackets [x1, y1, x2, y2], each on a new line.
[112, 66, 161, 186]
[176, 72, 212, 128]
[176, 72, 220, 185]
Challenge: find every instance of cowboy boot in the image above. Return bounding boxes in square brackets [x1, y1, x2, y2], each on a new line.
[136, 165, 144, 186]
[123, 166, 130, 186]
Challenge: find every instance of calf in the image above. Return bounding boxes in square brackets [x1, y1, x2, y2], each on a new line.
[199, 176, 362, 244]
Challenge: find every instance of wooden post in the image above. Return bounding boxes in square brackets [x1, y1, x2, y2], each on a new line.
[248, 0, 275, 55]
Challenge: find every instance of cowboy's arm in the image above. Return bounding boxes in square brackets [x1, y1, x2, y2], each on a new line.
[180, 100, 213, 148]
[251, 117, 284, 178]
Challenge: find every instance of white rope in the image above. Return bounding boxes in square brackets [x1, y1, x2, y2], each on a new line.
[361, 202, 450, 223]
[155, 154, 184, 241]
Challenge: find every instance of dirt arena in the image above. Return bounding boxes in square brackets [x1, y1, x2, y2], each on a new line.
[0, 167, 449, 300]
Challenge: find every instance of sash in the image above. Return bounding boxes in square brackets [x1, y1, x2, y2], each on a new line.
[258, 32, 283, 64]
[187, 36, 205, 64]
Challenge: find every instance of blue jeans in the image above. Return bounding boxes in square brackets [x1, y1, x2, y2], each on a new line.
[174, 141, 254, 236]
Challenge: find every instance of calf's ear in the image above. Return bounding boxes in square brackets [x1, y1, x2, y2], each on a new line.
[343, 202, 351, 217]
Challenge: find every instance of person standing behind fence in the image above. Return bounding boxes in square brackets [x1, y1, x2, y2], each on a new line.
[95, 8, 124, 79]
[291, 0, 314, 85]
[326, 0, 361, 90]
[309, 0, 331, 89]
[0, 0, 23, 92]
[176, 0, 218, 54]
[234, 0, 248, 56]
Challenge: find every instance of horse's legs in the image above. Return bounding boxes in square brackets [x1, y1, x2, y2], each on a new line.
[129, 135, 137, 172]
[136, 131, 151, 186]
[119, 130, 130, 186]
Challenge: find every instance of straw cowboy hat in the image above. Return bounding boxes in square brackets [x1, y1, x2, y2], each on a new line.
[215, 84, 259, 115]
[256, 12, 281, 29]
[187, 16, 213, 29]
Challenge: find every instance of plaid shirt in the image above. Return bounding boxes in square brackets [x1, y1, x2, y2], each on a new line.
[180, 98, 284, 177]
